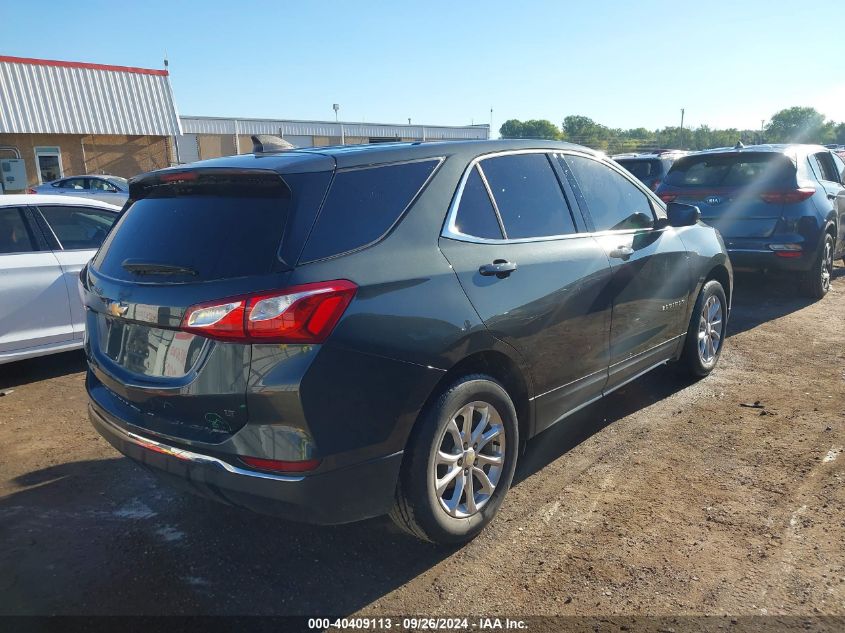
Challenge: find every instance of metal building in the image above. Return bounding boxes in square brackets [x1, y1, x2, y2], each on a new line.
[0, 54, 490, 191]
[177, 115, 490, 163]
[0, 55, 181, 191]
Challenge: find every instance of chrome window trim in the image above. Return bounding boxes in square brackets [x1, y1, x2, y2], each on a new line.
[442, 148, 665, 244]
[475, 164, 508, 239]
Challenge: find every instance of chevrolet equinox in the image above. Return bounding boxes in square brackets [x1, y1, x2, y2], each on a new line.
[82, 139, 731, 544]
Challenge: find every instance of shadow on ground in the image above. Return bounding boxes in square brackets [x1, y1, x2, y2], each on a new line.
[0, 350, 86, 390]
[727, 266, 843, 337]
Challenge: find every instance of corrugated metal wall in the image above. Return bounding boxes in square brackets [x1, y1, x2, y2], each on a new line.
[0, 59, 182, 136]
[180, 116, 489, 140]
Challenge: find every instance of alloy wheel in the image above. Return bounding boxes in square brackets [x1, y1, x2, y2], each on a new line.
[698, 294, 723, 364]
[821, 239, 833, 293]
[431, 401, 506, 518]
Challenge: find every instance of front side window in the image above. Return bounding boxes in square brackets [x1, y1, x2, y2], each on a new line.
[300, 159, 440, 263]
[813, 152, 840, 183]
[564, 154, 654, 232]
[39, 206, 117, 250]
[452, 166, 503, 239]
[480, 153, 576, 239]
[0, 207, 37, 254]
[831, 153, 845, 182]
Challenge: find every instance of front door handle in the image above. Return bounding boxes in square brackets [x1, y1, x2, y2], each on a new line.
[479, 259, 517, 278]
[827, 193, 837, 200]
[608, 246, 634, 259]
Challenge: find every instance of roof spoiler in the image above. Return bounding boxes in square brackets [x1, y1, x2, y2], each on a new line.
[251, 134, 295, 153]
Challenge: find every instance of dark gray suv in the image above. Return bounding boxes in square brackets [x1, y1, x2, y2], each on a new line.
[82, 139, 731, 544]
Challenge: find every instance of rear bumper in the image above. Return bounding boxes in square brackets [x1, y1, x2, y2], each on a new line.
[727, 247, 814, 273]
[89, 401, 403, 525]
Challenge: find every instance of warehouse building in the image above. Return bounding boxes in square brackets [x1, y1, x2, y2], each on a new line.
[176, 116, 490, 162]
[0, 55, 181, 192]
[0, 54, 489, 192]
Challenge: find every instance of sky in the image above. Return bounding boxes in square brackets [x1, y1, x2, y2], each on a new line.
[1, 0, 843, 136]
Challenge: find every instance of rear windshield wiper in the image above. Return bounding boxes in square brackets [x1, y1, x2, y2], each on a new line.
[122, 260, 198, 276]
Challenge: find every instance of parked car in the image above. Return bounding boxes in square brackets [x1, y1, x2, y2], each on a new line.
[656, 144, 845, 298]
[613, 150, 686, 192]
[29, 174, 129, 206]
[0, 195, 120, 364]
[82, 139, 731, 544]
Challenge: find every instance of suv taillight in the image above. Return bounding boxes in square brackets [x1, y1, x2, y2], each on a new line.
[181, 280, 357, 343]
[760, 185, 816, 204]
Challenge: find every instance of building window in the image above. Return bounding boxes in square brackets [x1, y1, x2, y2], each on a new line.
[34, 147, 63, 184]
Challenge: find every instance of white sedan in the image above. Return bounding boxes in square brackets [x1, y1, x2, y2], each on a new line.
[0, 194, 120, 364]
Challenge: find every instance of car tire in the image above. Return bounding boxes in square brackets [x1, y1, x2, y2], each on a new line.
[389, 374, 519, 545]
[677, 280, 727, 378]
[800, 233, 833, 300]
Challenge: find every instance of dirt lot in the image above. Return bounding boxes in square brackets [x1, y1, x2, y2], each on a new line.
[0, 269, 843, 619]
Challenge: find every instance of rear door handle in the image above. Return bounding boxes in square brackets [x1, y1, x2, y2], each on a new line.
[608, 246, 634, 259]
[479, 259, 517, 278]
[828, 193, 837, 200]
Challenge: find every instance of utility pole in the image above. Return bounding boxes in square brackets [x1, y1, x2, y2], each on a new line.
[680, 108, 685, 148]
[760, 119, 765, 143]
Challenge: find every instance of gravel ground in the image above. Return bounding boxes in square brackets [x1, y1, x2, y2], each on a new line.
[0, 268, 843, 619]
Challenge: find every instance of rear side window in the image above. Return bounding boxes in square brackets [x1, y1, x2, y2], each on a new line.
[452, 166, 503, 239]
[0, 207, 37, 254]
[39, 205, 116, 250]
[94, 171, 295, 282]
[480, 153, 576, 239]
[564, 154, 654, 232]
[299, 159, 440, 263]
[666, 153, 795, 188]
[63, 178, 88, 190]
[616, 159, 660, 180]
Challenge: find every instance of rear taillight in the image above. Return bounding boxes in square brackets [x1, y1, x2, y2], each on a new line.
[659, 192, 677, 203]
[769, 244, 803, 258]
[760, 186, 815, 204]
[181, 280, 357, 343]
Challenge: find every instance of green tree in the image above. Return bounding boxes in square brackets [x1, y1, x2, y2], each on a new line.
[499, 119, 525, 139]
[562, 115, 609, 148]
[766, 107, 832, 143]
[520, 119, 561, 139]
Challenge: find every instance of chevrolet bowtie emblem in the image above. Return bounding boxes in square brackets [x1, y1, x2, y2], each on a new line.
[106, 301, 128, 318]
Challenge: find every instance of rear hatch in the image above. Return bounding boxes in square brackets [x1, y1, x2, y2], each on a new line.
[83, 164, 333, 443]
[657, 152, 798, 238]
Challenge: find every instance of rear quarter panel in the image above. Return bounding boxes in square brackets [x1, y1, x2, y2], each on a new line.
[674, 223, 733, 322]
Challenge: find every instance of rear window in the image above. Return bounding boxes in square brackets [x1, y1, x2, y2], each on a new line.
[94, 171, 295, 282]
[616, 159, 660, 180]
[665, 153, 795, 188]
[299, 159, 440, 263]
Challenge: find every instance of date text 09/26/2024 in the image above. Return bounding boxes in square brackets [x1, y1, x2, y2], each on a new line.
[307, 617, 528, 630]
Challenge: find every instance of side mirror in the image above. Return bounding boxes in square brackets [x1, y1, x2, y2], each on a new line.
[664, 202, 700, 227]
